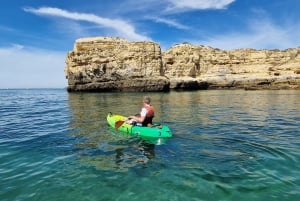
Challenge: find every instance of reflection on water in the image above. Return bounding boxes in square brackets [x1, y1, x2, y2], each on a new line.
[77, 138, 156, 172]
[67, 90, 300, 200]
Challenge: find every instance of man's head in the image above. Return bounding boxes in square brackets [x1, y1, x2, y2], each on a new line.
[143, 96, 151, 104]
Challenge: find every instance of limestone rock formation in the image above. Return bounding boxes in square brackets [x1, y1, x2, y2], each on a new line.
[163, 43, 300, 90]
[65, 37, 169, 92]
[65, 37, 300, 91]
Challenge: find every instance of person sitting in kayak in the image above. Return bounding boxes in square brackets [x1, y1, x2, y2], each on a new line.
[126, 96, 155, 127]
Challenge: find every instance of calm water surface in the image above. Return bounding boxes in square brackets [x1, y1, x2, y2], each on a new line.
[0, 89, 299, 201]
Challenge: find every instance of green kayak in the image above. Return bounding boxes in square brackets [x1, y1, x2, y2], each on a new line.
[107, 113, 172, 140]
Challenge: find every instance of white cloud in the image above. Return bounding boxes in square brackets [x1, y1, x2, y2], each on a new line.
[23, 7, 150, 41]
[147, 16, 190, 30]
[0, 25, 16, 32]
[193, 18, 300, 50]
[166, 0, 236, 11]
[0, 45, 67, 88]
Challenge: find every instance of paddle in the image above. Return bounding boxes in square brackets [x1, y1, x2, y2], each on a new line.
[115, 120, 125, 130]
[115, 116, 136, 129]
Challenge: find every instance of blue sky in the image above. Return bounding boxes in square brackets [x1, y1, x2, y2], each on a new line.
[1, 0, 300, 88]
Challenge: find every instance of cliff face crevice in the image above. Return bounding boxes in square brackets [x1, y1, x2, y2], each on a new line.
[65, 37, 300, 91]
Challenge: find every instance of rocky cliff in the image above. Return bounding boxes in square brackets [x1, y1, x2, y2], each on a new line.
[65, 37, 300, 91]
[65, 37, 169, 92]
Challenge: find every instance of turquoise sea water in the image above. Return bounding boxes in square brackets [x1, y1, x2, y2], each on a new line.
[0, 89, 299, 201]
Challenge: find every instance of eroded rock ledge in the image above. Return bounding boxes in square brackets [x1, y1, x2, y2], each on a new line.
[65, 37, 300, 92]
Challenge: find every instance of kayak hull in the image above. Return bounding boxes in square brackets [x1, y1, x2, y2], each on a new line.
[107, 113, 172, 139]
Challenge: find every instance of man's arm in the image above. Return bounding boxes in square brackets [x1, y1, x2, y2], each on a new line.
[128, 108, 147, 123]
